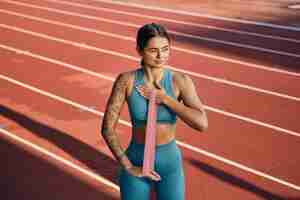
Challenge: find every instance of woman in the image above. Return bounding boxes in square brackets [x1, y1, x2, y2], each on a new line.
[101, 23, 208, 200]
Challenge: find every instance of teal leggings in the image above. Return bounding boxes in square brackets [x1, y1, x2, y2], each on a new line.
[118, 139, 185, 200]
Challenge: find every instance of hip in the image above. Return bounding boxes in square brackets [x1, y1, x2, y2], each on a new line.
[125, 139, 183, 176]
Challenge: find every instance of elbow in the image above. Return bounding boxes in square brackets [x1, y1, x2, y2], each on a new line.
[100, 124, 105, 136]
[100, 130, 106, 140]
[201, 120, 208, 132]
[195, 122, 208, 132]
[100, 128, 112, 143]
[101, 130, 106, 137]
[194, 116, 208, 132]
[100, 125, 111, 137]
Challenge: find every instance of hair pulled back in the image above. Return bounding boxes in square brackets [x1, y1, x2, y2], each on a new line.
[136, 23, 170, 52]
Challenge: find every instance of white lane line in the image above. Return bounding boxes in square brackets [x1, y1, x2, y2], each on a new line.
[0, 128, 120, 191]
[288, 4, 300, 9]
[0, 124, 9, 129]
[170, 30, 300, 58]
[0, 74, 300, 192]
[1, 43, 300, 139]
[1, 23, 300, 103]
[1, 9, 299, 78]
[2, 0, 300, 59]
[176, 140, 300, 192]
[90, 0, 300, 32]
[44, 0, 300, 44]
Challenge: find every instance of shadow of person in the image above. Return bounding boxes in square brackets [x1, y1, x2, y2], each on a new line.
[188, 159, 299, 200]
[167, 21, 300, 73]
[0, 105, 119, 185]
[0, 138, 119, 200]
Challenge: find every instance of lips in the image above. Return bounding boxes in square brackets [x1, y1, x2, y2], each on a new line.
[155, 60, 165, 64]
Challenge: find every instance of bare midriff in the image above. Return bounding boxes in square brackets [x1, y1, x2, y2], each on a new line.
[132, 123, 176, 145]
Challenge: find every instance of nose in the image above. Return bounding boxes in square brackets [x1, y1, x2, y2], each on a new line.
[157, 50, 162, 58]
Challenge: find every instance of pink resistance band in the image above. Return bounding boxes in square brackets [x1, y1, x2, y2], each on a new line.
[142, 90, 157, 176]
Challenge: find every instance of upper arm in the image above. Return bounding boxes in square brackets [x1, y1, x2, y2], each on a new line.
[101, 72, 131, 132]
[175, 73, 205, 112]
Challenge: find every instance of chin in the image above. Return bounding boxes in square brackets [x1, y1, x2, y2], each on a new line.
[144, 63, 162, 69]
[151, 62, 167, 68]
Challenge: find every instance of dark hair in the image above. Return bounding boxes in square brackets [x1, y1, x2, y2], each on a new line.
[136, 23, 170, 52]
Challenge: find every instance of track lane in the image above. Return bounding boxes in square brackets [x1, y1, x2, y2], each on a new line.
[1, 0, 298, 198]
[1, 46, 300, 185]
[0, 135, 120, 200]
[58, 0, 300, 39]
[1, 77, 300, 199]
[1, 22, 300, 135]
[35, 0, 300, 45]
[1, 0, 300, 72]
[1, 2, 300, 99]
[13, 0, 300, 57]
[40, 0, 300, 45]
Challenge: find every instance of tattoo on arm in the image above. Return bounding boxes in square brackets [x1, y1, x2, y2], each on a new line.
[101, 73, 129, 162]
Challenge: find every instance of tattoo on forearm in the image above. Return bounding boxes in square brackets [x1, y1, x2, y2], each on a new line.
[102, 129, 125, 160]
[101, 73, 129, 161]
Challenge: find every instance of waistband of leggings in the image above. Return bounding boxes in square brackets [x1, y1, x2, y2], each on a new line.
[128, 138, 177, 150]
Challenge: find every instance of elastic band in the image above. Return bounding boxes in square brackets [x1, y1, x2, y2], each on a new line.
[142, 89, 157, 176]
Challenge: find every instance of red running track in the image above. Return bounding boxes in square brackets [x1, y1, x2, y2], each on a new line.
[0, 0, 300, 199]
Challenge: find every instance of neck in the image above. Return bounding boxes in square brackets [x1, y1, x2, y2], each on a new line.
[142, 66, 164, 83]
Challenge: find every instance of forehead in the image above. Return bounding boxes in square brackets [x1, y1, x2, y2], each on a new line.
[146, 36, 169, 48]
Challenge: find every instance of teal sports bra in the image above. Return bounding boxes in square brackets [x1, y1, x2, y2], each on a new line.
[127, 67, 177, 128]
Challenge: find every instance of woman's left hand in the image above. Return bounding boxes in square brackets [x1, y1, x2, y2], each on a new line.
[135, 85, 166, 104]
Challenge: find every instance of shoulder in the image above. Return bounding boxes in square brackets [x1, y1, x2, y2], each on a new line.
[168, 69, 194, 100]
[116, 71, 132, 81]
[114, 70, 135, 86]
[170, 70, 193, 89]
[113, 69, 137, 98]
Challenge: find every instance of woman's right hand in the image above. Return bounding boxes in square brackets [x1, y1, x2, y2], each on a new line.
[126, 166, 161, 181]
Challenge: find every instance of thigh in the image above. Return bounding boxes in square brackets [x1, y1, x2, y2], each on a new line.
[154, 142, 185, 200]
[118, 168, 152, 200]
[155, 168, 185, 200]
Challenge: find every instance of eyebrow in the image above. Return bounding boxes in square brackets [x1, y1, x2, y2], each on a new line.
[147, 45, 169, 50]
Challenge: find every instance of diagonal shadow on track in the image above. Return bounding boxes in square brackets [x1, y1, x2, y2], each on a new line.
[188, 159, 300, 200]
[167, 24, 300, 73]
[0, 105, 119, 185]
[0, 137, 118, 200]
[125, 0, 300, 72]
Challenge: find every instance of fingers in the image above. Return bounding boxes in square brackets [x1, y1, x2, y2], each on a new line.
[128, 166, 161, 181]
[150, 170, 161, 181]
[135, 85, 164, 104]
[135, 85, 150, 99]
[127, 167, 144, 178]
[144, 171, 161, 181]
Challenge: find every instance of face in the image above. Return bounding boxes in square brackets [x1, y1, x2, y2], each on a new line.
[139, 36, 170, 68]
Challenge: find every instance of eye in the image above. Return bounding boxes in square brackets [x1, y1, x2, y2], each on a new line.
[162, 47, 169, 52]
[145, 48, 157, 53]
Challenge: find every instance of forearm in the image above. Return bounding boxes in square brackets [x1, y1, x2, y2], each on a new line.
[162, 95, 208, 131]
[101, 129, 133, 169]
[100, 72, 134, 169]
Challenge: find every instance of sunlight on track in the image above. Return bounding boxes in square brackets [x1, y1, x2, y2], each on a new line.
[1, 43, 300, 137]
[0, 128, 120, 191]
[1, 42, 300, 137]
[90, 0, 300, 31]
[1, 73, 300, 192]
[1, 23, 300, 102]
[2, 0, 300, 58]
[1, 0, 300, 195]
[45, 0, 300, 44]
[1, 8, 299, 78]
